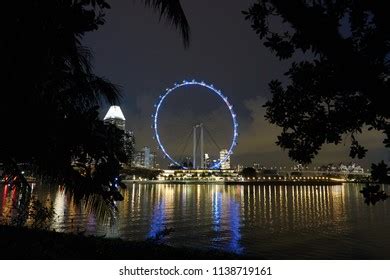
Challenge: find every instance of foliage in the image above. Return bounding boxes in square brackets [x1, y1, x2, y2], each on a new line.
[244, 1, 390, 164]
[2, 1, 120, 192]
[9, 197, 55, 230]
[1, 0, 188, 199]
[371, 161, 390, 183]
[122, 167, 162, 180]
[144, 0, 190, 47]
[240, 167, 257, 178]
[28, 199, 56, 230]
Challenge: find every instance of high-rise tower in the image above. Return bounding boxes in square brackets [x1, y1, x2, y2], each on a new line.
[103, 105, 126, 130]
[219, 149, 231, 169]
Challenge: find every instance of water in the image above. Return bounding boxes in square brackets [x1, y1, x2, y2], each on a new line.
[1, 183, 390, 259]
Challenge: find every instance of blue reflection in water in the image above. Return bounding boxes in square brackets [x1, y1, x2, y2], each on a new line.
[212, 189, 243, 254]
[148, 199, 166, 239]
[212, 191, 222, 233]
[229, 199, 243, 254]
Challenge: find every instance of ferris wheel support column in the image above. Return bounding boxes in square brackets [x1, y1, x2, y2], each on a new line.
[193, 125, 197, 169]
[200, 124, 204, 169]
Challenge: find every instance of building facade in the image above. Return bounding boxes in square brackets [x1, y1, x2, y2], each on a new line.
[134, 146, 156, 169]
[219, 149, 231, 169]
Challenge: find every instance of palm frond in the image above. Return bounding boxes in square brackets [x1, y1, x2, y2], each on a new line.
[89, 75, 122, 105]
[143, 0, 190, 47]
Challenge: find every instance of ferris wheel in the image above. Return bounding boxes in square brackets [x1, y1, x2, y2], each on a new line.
[152, 80, 238, 169]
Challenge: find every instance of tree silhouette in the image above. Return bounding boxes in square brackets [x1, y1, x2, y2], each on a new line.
[144, 0, 190, 47]
[371, 161, 390, 183]
[244, 1, 390, 164]
[241, 167, 257, 178]
[1, 0, 189, 200]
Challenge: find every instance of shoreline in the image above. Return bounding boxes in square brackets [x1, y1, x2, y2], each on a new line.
[0, 225, 242, 260]
[122, 179, 367, 185]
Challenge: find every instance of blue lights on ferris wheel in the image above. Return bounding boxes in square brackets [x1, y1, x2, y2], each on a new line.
[152, 80, 238, 169]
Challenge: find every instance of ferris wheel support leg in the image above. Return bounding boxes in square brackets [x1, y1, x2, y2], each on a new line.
[193, 125, 197, 169]
[200, 124, 204, 169]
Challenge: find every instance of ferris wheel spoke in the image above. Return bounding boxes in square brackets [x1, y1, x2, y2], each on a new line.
[175, 127, 194, 164]
[203, 125, 223, 152]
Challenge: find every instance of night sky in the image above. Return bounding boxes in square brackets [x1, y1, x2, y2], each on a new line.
[84, 0, 388, 168]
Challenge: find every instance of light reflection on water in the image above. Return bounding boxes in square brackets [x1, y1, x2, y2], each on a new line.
[1, 183, 390, 258]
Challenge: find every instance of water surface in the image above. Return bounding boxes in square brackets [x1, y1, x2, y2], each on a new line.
[1, 183, 390, 259]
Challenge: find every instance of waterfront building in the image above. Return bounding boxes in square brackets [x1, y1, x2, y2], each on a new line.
[104, 105, 126, 130]
[339, 163, 365, 174]
[318, 162, 365, 174]
[219, 149, 231, 169]
[253, 163, 268, 171]
[157, 168, 238, 181]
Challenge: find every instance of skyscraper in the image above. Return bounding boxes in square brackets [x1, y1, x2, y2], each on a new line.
[103, 105, 135, 166]
[204, 153, 211, 168]
[219, 149, 231, 169]
[103, 105, 126, 130]
[134, 146, 156, 169]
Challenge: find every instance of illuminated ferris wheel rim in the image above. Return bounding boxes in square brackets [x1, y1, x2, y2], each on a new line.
[152, 80, 238, 169]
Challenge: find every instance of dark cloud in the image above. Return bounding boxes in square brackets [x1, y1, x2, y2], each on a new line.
[85, 0, 389, 168]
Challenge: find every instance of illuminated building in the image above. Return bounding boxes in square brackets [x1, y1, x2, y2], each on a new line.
[339, 163, 365, 174]
[102, 105, 135, 166]
[219, 149, 231, 169]
[134, 146, 156, 169]
[157, 168, 238, 181]
[204, 153, 211, 168]
[103, 105, 126, 130]
[236, 164, 244, 172]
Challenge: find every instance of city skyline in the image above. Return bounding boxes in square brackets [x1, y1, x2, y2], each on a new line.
[105, 101, 387, 169]
[104, 105, 369, 171]
[85, 0, 389, 168]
